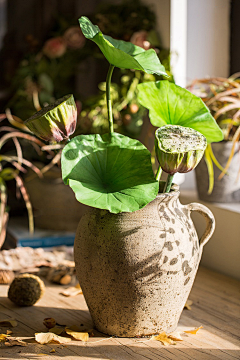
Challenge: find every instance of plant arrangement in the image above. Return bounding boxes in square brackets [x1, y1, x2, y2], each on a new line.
[25, 17, 223, 214]
[188, 76, 240, 193]
[23, 16, 223, 338]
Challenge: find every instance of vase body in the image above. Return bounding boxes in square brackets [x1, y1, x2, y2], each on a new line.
[74, 188, 215, 337]
[195, 142, 240, 203]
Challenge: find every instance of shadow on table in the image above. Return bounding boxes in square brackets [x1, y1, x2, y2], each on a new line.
[0, 296, 239, 360]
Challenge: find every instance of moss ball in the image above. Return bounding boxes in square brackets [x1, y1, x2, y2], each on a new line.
[8, 274, 45, 306]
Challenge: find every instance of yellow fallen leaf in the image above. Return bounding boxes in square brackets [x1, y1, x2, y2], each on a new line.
[150, 332, 174, 346]
[50, 348, 56, 353]
[5, 337, 27, 347]
[184, 299, 193, 310]
[168, 331, 183, 341]
[49, 326, 65, 335]
[60, 284, 82, 297]
[65, 327, 89, 342]
[37, 354, 48, 356]
[0, 334, 9, 342]
[184, 325, 203, 334]
[0, 318, 18, 327]
[35, 332, 71, 344]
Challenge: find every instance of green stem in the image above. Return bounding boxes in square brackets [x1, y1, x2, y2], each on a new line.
[164, 174, 174, 193]
[106, 64, 115, 133]
[155, 166, 162, 181]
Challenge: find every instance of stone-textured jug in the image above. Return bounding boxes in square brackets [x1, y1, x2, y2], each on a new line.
[74, 186, 215, 337]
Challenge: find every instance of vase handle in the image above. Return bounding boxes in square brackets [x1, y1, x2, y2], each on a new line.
[185, 202, 215, 247]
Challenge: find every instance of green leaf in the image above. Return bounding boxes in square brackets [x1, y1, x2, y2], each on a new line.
[137, 81, 224, 143]
[79, 16, 167, 76]
[61, 133, 158, 213]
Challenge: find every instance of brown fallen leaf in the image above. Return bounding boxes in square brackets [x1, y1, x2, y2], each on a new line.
[43, 317, 56, 329]
[5, 337, 27, 347]
[0, 318, 18, 327]
[184, 299, 193, 310]
[65, 327, 89, 342]
[6, 330, 13, 335]
[168, 331, 183, 341]
[35, 332, 71, 344]
[60, 283, 82, 297]
[184, 325, 203, 334]
[150, 332, 174, 346]
[49, 326, 65, 335]
[50, 348, 56, 353]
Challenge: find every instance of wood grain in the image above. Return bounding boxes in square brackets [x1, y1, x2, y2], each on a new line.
[0, 266, 239, 360]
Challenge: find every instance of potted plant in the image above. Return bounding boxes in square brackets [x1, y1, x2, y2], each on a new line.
[188, 76, 240, 203]
[25, 17, 223, 337]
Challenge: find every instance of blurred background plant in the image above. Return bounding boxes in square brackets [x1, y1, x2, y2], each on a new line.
[188, 75, 240, 194]
[2, 0, 171, 140]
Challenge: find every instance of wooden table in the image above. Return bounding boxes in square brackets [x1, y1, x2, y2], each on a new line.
[0, 267, 239, 360]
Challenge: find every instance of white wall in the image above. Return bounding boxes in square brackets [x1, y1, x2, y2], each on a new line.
[170, 0, 231, 87]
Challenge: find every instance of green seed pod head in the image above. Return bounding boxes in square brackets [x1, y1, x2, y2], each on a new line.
[25, 94, 77, 142]
[155, 125, 207, 174]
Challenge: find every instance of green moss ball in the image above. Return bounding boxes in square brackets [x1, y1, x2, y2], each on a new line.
[8, 274, 45, 306]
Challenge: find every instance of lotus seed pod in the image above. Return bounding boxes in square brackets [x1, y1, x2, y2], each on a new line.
[8, 274, 45, 306]
[155, 125, 207, 175]
[25, 94, 77, 142]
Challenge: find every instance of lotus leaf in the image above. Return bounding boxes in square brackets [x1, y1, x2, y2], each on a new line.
[79, 17, 167, 76]
[137, 81, 223, 143]
[61, 133, 158, 213]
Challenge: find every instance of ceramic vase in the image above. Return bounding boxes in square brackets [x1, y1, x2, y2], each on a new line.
[74, 184, 215, 337]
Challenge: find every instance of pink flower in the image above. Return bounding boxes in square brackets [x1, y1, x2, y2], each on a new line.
[63, 26, 86, 49]
[43, 37, 66, 59]
[130, 31, 151, 50]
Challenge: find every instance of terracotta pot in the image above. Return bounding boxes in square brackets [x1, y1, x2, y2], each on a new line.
[74, 184, 215, 337]
[25, 166, 88, 231]
[195, 141, 240, 203]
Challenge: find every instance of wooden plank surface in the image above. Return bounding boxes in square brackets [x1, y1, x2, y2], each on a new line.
[0, 266, 239, 360]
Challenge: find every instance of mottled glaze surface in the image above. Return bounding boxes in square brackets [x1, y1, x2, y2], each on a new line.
[74, 189, 215, 337]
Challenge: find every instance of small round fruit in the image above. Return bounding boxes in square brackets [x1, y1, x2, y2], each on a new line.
[8, 274, 45, 306]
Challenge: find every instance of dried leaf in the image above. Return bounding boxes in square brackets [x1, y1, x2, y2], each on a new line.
[0, 334, 9, 342]
[184, 325, 203, 334]
[150, 332, 174, 346]
[6, 330, 13, 335]
[65, 328, 89, 342]
[60, 283, 82, 297]
[168, 331, 183, 341]
[43, 318, 56, 329]
[0, 318, 18, 327]
[184, 299, 193, 310]
[50, 348, 56, 353]
[35, 332, 71, 344]
[5, 337, 27, 347]
[49, 326, 65, 335]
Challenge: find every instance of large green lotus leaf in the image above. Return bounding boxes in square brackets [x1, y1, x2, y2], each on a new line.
[61, 133, 158, 213]
[79, 16, 167, 76]
[137, 81, 223, 143]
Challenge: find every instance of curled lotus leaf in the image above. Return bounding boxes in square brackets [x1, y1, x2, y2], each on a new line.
[155, 125, 207, 174]
[79, 16, 167, 76]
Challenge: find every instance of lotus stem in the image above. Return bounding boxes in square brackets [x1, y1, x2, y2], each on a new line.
[155, 166, 162, 181]
[106, 64, 115, 133]
[164, 174, 174, 193]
